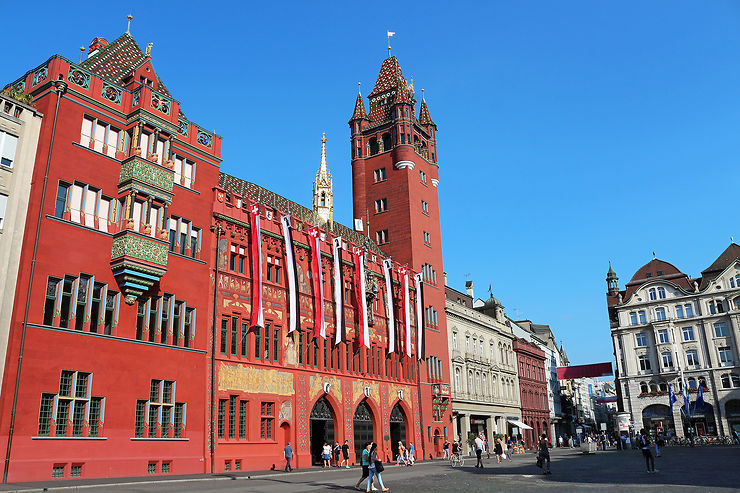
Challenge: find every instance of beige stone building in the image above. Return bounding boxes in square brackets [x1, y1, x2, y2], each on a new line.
[0, 93, 43, 384]
[445, 282, 521, 453]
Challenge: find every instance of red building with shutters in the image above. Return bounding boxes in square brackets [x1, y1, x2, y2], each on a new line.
[0, 30, 452, 482]
[0, 31, 220, 482]
[514, 338, 549, 448]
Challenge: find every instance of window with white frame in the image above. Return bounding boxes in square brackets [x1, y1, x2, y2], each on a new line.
[657, 329, 669, 344]
[730, 275, 740, 288]
[421, 200, 429, 214]
[657, 287, 666, 299]
[721, 373, 740, 389]
[465, 335, 470, 353]
[638, 354, 651, 371]
[423, 231, 431, 245]
[709, 300, 725, 314]
[655, 307, 667, 321]
[420, 170, 427, 183]
[452, 332, 457, 350]
[682, 326, 695, 341]
[649, 288, 657, 301]
[80, 116, 121, 158]
[661, 352, 673, 368]
[373, 168, 386, 182]
[376, 229, 389, 244]
[454, 367, 460, 391]
[714, 321, 728, 338]
[686, 350, 700, 367]
[53, 181, 114, 232]
[0, 130, 18, 168]
[374, 198, 387, 213]
[173, 155, 196, 189]
[635, 333, 647, 347]
[719, 347, 733, 366]
[675, 303, 694, 319]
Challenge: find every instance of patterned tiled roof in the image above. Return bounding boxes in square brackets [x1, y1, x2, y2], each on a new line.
[418, 98, 435, 127]
[80, 33, 172, 97]
[369, 56, 406, 97]
[218, 173, 385, 255]
[350, 92, 368, 121]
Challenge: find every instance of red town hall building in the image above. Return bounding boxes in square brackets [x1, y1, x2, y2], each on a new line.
[0, 28, 452, 482]
[514, 339, 549, 448]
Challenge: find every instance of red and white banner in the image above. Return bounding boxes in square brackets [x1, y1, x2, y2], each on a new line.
[333, 237, 344, 345]
[309, 227, 326, 339]
[353, 246, 370, 348]
[399, 266, 411, 358]
[414, 272, 424, 360]
[249, 203, 264, 328]
[383, 258, 395, 354]
[280, 215, 297, 334]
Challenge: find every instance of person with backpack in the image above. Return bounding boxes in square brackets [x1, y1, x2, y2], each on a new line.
[366, 442, 389, 492]
[655, 431, 664, 457]
[537, 433, 551, 475]
[638, 429, 657, 473]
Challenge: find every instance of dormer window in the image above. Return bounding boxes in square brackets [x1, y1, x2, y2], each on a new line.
[657, 287, 666, 299]
[649, 288, 657, 301]
[730, 274, 740, 288]
[140, 76, 153, 87]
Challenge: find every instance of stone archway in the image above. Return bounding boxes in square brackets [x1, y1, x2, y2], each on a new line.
[310, 397, 336, 465]
[353, 401, 375, 463]
[389, 403, 408, 460]
[642, 404, 675, 436]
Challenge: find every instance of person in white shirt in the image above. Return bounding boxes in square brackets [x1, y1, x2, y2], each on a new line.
[474, 435, 485, 468]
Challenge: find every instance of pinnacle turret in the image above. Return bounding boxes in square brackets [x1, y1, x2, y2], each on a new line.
[418, 90, 435, 128]
[312, 133, 333, 227]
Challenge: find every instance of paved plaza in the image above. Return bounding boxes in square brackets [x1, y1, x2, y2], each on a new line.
[2, 446, 739, 492]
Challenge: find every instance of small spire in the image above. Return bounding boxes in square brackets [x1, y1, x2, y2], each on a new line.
[358, 82, 362, 95]
[126, 14, 133, 34]
[79, 46, 85, 63]
[319, 132, 328, 176]
[421, 88, 425, 101]
[386, 30, 395, 58]
[653, 251, 656, 259]
[145, 43, 153, 57]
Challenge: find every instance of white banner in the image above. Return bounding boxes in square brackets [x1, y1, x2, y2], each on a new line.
[383, 259, 395, 354]
[333, 237, 343, 345]
[280, 215, 297, 334]
[414, 273, 424, 360]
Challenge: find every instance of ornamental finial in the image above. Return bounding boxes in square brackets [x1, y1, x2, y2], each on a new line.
[126, 15, 133, 34]
[358, 82, 362, 95]
[79, 47, 85, 63]
[422, 88, 425, 101]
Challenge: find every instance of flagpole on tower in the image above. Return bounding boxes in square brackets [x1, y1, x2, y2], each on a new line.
[387, 30, 395, 58]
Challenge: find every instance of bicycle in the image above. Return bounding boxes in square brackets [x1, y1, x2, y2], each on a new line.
[450, 452, 464, 467]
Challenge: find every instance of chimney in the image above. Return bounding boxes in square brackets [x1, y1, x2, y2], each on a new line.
[88, 37, 109, 58]
[465, 280, 474, 299]
[444, 272, 448, 286]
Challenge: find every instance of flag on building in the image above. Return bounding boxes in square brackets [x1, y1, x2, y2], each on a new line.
[668, 385, 677, 413]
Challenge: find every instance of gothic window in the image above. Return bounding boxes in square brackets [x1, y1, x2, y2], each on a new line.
[320, 192, 326, 207]
[382, 133, 392, 151]
[369, 138, 379, 155]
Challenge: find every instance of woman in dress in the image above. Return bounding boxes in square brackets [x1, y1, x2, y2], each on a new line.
[494, 438, 504, 463]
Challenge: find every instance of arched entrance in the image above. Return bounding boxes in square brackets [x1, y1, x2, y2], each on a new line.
[681, 402, 716, 436]
[725, 400, 740, 433]
[310, 398, 336, 465]
[389, 403, 408, 459]
[353, 401, 375, 463]
[642, 404, 675, 437]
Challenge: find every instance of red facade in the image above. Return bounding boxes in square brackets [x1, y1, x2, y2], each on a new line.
[514, 338, 549, 448]
[0, 34, 220, 482]
[0, 34, 452, 482]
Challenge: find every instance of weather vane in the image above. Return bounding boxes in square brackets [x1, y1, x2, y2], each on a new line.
[386, 30, 395, 57]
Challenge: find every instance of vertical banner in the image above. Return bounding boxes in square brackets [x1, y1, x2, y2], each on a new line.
[249, 203, 264, 328]
[309, 227, 326, 338]
[383, 258, 396, 354]
[401, 266, 411, 358]
[280, 215, 298, 334]
[333, 237, 344, 345]
[353, 246, 370, 348]
[414, 273, 425, 360]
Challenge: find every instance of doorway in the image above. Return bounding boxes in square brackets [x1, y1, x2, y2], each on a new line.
[353, 401, 374, 463]
[310, 398, 335, 465]
[389, 403, 407, 460]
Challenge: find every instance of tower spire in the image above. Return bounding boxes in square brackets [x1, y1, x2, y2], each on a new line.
[313, 133, 333, 228]
[319, 132, 328, 178]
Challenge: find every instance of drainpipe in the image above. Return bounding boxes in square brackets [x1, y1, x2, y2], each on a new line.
[3, 79, 67, 483]
[209, 224, 224, 474]
[416, 357, 426, 458]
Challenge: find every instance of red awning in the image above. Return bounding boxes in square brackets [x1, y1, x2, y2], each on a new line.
[556, 363, 613, 380]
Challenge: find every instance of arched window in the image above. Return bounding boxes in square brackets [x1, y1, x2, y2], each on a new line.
[640, 382, 648, 394]
[468, 371, 473, 392]
[320, 192, 326, 207]
[382, 133, 392, 151]
[482, 374, 487, 395]
[491, 375, 496, 397]
[699, 377, 708, 390]
[369, 137, 379, 155]
[688, 378, 697, 390]
[657, 287, 666, 299]
[475, 372, 481, 394]
[659, 382, 667, 392]
[733, 374, 740, 388]
[454, 368, 461, 392]
[722, 374, 731, 389]
[649, 288, 657, 300]
[650, 383, 659, 393]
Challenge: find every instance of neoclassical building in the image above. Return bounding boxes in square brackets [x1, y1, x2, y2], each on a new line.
[607, 245, 740, 438]
[445, 283, 521, 452]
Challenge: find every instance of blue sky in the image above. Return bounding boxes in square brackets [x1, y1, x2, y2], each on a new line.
[5, 1, 740, 366]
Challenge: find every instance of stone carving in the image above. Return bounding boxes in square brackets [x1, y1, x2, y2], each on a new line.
[309, 375, 342, 404]
[352, 380, 380, 404]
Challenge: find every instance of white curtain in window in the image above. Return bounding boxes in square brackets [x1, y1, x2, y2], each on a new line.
[94, 122, 106, 153]
[106, 128, 119, 158]
[173, 156, 183, 183]
[156, 138, 166, 164]
[97, 198, 110, 232]
[150, 206, 160, 237]
[80, 117, 94, 146]
[139, 132, 150, 155]
[1, 132, 18, 167]
[83, 188, 97, 226]
[183, 161, 193, 188]
[69, 184, 84, 223]
[132, 201, 143, 231]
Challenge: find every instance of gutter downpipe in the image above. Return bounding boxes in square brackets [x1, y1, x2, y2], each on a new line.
[3, 79, 67, 483]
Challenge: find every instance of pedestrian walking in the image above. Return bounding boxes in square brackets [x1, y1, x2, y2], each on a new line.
[638, 429, 657, 473]
[333, 441, 342, 467]
[443, 439, 450, 459]
[558, 435, 563, 448]
[506, 436, 513, 461]
[407, 443, 415, 465]
[485, 437, 491, 459]
[366, 442, 389, 492]
[494, 438, 504, 463]
[355, 442, 378, 491]
[396, 441, 407, 466]
[322, 442, 332, 468]
[537, 433, 551, 475]
[341, 440, 351, 468]
[284, 441, 293, 472]
[568, 436, 574, 448]
[474, 434, 485, 468]
[655, 432, 664, 457]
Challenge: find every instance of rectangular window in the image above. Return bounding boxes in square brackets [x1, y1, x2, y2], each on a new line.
[682, 326, 695, 341]
[239, 401, 247, 439]
[241, 321, 248, 358]
[638, 355, 651, 371]
[374, 198, 387, 213]
[273, 326, 280, 362]
[376, 229, 389, 244]
[231, 316, 238, 356]
[657, 329, 669, 344]
[264, 323, 271, 361]
[714, 322, 728, 337]
[423, 231, 431, 245]
[218, 399, 226, 439]
[38, 393, 55, 436]
[260, 402, 274, 439]
[638, 311, 646, 324]
[55, 399, 70, 436]
[421, 200, 429, 214]
[174, 403, 184, 438]
[420, 170, 427, 183]
[228, 395, 237, 439]
[373, 168, 386, 182]
[220, 318, 228, 354]
[661, 352, 673, 368]
[684, 303, 694, 317]
[0, 130, 19, 168]
[135, 400, 147, 438]
[686, 350, 700, 367]
[630, 312, 638, 325]
[655, 307, 667, 321]
[88, 397, 102, 437]
[676, 305, 684, 319]
[183, 308, 194, 348]
[59, 276, 74, 328]
[719, 347, 733, 366]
